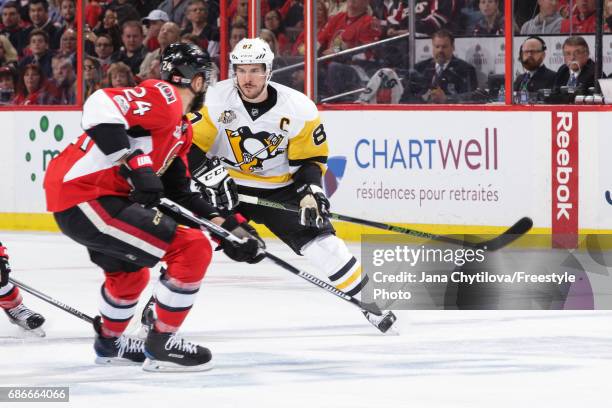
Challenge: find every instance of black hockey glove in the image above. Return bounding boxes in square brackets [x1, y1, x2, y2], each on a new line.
[192, 156, 239, 210]
[120, 149, 164, 207]
[297, 184, 330, 228]
[0, 242, 11, 288]
[219, 215, 266, 264]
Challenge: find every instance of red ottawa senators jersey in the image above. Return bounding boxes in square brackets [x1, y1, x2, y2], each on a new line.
[44, 79, 192, 212]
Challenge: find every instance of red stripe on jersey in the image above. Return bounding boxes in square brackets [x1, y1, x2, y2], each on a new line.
[88, 200, 171, 253]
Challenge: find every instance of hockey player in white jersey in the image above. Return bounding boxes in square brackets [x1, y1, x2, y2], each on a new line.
[188, 38, 396, 332]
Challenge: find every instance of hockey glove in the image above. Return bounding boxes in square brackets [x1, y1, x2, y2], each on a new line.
[121, 149, 164, 207]
[219, 215, 266, 264]
[0, 242, 11, 288]
[192, 157, 239, 210]
[297, 184, 330, 228]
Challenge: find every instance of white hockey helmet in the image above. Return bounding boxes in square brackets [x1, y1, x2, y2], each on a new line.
[230, 37, 275, 84]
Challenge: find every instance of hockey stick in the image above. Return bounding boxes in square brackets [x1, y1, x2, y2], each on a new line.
[238, 194, 533, 251]
[9, 277, 96, 324]
[158, 198, 382, 316]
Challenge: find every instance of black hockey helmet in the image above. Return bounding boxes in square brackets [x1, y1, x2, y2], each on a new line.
[160, 43, 216, 88]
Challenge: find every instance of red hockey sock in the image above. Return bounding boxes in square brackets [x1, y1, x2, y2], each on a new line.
[0, 285, 22, 310]
[99, 268, 149, 337]
[154, 227, 212, 332]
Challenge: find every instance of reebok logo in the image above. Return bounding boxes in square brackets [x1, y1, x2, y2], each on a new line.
[552, 111, 578, 248]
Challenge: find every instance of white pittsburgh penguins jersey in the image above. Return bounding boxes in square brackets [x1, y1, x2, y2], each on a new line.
[190, 79, 328, 189]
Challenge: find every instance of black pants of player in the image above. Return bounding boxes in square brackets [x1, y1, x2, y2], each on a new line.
[235, 184, 335, 254]
[54, 196, 178, 273]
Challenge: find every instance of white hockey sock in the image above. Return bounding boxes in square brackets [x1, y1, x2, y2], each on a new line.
[301, 235, 369, 299]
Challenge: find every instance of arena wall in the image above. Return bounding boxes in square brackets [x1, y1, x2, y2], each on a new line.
[0, 108, 608, 245]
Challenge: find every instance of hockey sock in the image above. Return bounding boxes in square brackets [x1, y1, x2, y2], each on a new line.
[99, 268, 149, 338]
[0, 283, 22, 310]
[301, 235, 369, 299]
[154, 226, 212, 332]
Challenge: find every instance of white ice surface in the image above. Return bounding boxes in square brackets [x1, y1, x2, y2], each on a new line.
[0, 232, 610, 408]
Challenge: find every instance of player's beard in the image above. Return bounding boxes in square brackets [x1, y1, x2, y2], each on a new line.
[238, 81, 266, 101]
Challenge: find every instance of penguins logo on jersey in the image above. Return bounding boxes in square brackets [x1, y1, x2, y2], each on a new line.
[224, 126, 285, 172]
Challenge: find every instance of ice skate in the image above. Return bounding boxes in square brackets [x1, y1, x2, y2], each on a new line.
[4, 304, 46, 337]
[143, 328, 213, 372]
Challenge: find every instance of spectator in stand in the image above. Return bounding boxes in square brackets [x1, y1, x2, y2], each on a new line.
[23, 0, 60, 50]
[181, 0, 219, 59]
[93, 8, 122, 50]
[407, 29, 477, 103]
[318, 0, 380, 56]
[472, 0, 504, 35]
[387, 0, 465, 37]
[86, 0, 103, 29]
[1, 1, 29, 56]
[12, 63, 51, 105]
[46, 55, 75, 104]
[18, 29, 53, 78]
[318, 0, 381, 98]
[56, 27, 75, 64]
[83, 55, 102, 99]
[157, 0, 191, 28]
[605, 0, 612, 31]
[553, 35, 596, 93]
[229, 22, 247, 51]
[279, 0, 304, 28]
[141, 9, 169, 52]
[58, 0, 76, 32]
[371, 0, 398, 37]
[514, 36, 556, 97]
[520, 0, 563, 34]
[561, 0, 596, 33]
[292, 0, 327, 56]
[0, 65, 16, 104]
[232, 0, 248, 27]
[47, 0, 63, 25]
[94, 33, 115, 73]
[325, 0, 347, 17]
[263, 10, 289, 56]
[259, 28, 279, 55]
[139, 21, 179, 78]
[143, 56, 161, 79]
[180, 32, 199, 44]
[105, 61, 136, 87]
[108, 0, 141, 26]
[0, 34, 18, 69]
[116, 20, 147, 75]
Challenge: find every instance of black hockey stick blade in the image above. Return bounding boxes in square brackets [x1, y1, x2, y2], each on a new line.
[466, 216, 533, 251]
[239, 194, 532, 251]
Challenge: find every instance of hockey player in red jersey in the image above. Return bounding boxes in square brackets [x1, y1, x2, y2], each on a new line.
[0, 241, 46, 336]
[43, 43, 263, 372]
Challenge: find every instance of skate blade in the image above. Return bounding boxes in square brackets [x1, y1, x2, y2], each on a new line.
[142, 358, 214, 373]
[94, 356, 144, 366]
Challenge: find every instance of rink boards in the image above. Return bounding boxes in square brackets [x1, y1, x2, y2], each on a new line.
[0, 108, 611, 243]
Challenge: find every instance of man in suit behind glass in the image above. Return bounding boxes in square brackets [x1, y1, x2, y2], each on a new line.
[553, 35, 597, 94]
[408, 29, 477, 103]
[514, 36, 556, 98]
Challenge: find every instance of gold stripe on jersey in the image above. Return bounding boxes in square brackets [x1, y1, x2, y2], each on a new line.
[288, 116, 329, 172]
[189, 107, 218, 153]
[227, 169, 293, 184]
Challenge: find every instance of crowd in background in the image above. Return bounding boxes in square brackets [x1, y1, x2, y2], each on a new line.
[0, 0, 608, 105]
